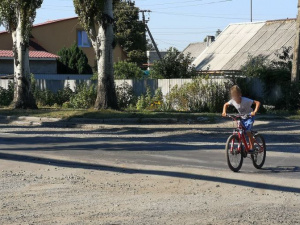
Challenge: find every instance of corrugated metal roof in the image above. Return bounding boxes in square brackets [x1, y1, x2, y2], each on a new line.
[182, 42, 207, 60]
[193, 19, 296, 71]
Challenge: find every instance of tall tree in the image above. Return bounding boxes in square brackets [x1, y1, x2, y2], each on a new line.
[73, 0, 118, 109]
[114, 0, 147, 66]
[0, 0, 42, 109]
[292, 0, 300, 82]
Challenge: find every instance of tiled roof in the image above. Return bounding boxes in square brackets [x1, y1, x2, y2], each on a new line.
[0, 50, 59, 59]
[193, 19, 297, 71]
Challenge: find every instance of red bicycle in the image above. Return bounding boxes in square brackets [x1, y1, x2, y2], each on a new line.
[225, 114, 266, 172]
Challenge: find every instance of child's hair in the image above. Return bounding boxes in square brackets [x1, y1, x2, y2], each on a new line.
[230, 85, 242, 94]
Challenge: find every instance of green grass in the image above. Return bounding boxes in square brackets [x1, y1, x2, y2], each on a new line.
[0, 108, 299, 122]
[0, 107, 218, 121]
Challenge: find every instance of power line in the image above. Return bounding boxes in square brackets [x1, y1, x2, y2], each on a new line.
[148, 0, 232, 10]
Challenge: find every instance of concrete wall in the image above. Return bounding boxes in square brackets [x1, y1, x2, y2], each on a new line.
[0, 59, 57, 74]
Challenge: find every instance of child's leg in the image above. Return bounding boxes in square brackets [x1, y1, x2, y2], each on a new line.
[246, 131, 255, 150]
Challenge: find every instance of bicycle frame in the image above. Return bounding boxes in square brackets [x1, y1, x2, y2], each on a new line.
[228, 115, 263, 154]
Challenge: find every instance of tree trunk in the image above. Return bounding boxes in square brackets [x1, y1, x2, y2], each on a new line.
[292, 0, 300, 82]
[11, 12, 37, 109]
[94, 0, 118, 110]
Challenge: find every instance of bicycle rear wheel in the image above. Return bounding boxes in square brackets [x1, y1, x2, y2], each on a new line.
[251, 134, 266, 169]
[225, 135, 243, 172]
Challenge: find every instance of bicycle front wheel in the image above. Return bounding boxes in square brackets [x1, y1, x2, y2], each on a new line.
[251, 134, 266, 169]
[225, 135, 243, 172]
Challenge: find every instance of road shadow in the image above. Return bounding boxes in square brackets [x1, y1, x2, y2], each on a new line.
[1, 128, 300, 153]
[262, 166, 300, 173]
[0, 152, 299, 193]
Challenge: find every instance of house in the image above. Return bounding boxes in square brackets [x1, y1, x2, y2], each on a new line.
[182, 41, 208, 60]
[146, 51, 168, 70]
[0, 17, 127, 71]
[192, 19, 296, 71]
[0, 50, 59, 75]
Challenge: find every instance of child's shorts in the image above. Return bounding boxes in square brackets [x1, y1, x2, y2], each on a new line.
[241, 117, 255, 131]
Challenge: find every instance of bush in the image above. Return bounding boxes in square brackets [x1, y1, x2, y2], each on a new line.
[151, 47, 197, 79]
[33, 84, 74, 107]
[0, 82, 14, 106]
[241, 47, 300, 111]
[114, 61, 144, 79]
[136, 86, 153, 110]
[34, 89, 56, 107]
[165, 77, 229, 112]
[55, 84, 74, 106]
[70, 83, 97, 109]
[116, 82, 137, 109]
[57, 44, 92, 74]
[127, 50, 147, 67]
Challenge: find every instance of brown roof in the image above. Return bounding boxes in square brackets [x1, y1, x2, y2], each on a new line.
[0, 50, 59, 59]
[0, 17, 78, 34]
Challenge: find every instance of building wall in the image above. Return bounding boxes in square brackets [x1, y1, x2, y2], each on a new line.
[0, 18, 127, 68]
[0, 59, 57, 74]
[0, 60, 13, 74]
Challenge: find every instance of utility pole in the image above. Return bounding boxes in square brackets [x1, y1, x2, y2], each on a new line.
[140, 9, 162, 60]
[292, 0, 300, 82]
[250, 0, 253, 22]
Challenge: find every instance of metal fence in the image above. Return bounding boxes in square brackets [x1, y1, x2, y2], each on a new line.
[0, 74, 269, 99]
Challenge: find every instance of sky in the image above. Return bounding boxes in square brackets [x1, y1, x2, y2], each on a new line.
[0, 0, 298, 51]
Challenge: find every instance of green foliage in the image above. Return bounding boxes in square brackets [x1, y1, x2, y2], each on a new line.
[136, 86, 152, 110]
[55, 85, 74, 105]
[151, 47, 197, 79]
[73, 0, 105, 37]
[32, 76, 74, 107]
[114, 61, 143, 79]
[165, 78, 229, 112]
[0, 0, 43, 36]
[114, 0, 147, 65]
[116, 82, 137, 109]
[136, 95, 147, 111]
[70, 83, 97, 109]
[127, 50, 147, 67]
[34, 89, 56, 107]
[136, 87, 164, 111]
[0, 82, 14, 106]
[275, 82, 300, 111]
[57, 44, 92, 74]
[241, 47, 299, 110]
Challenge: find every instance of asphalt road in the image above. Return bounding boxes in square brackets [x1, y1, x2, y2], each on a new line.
[0, 118, 299, 179]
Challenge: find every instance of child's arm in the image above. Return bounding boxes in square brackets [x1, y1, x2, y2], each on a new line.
[251, 100, 261, 116]
[222, 102, 230, 117]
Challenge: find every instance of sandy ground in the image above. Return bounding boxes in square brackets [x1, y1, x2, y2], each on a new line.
[0, 121, 300, 224]
[1, 159, 300, 225]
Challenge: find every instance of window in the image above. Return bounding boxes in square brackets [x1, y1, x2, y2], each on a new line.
[77, 30, 91, 48]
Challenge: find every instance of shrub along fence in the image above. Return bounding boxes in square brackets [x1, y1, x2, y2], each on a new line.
[0, 74, 266, 98]
[0, 74, 284, 111]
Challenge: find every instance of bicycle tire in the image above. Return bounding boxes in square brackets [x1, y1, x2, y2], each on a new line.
[225, 135, 243, 172]
[251, 134, 266, 169]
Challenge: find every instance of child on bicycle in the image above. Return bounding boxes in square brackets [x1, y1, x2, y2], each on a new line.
[222, 85, 261, 152]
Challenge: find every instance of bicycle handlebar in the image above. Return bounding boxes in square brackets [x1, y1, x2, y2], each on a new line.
[226, 114, 252, 119]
